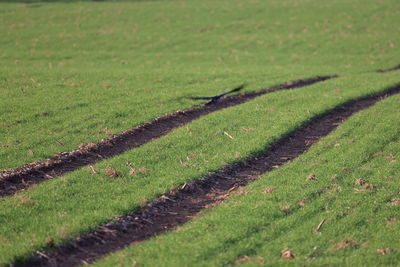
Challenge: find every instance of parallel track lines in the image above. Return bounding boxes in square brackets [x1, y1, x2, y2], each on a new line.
[0, 76, 334, 197]
[18, 83, 400, 267]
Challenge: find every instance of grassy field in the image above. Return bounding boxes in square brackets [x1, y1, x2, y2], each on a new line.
[0, 74, 398, 265]
[95, 93, 400, 267]
[0, 0, 399, 266]
[1, 0, 399, 170]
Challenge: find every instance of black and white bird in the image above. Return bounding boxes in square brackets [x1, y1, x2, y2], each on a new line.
[188, 84, 245, 105]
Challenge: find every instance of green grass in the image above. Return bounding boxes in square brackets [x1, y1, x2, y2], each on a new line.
[0, 73, 398, 265]
[1, 0, 399, 170]
[94, 92, 400, 267]
[1, 0, 399, 265]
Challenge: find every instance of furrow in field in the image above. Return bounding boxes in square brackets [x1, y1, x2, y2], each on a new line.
[377, 64, 400, 73]
[0, 76, 334, 197]
[19, 83, 400, 267]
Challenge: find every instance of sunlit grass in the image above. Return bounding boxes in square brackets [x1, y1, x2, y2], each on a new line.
[0, 0, 399, 265]
[95, 93, 400, 267]
[1, 0, 399, 169]
[0, 73, 399, 264]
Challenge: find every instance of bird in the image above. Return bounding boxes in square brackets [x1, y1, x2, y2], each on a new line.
[188, 84, 245, 105]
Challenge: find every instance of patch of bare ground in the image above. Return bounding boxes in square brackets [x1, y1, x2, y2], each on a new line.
[0, 76, 334, 197]
[377, 64, 400, 73]
[15, 83, 400, 266]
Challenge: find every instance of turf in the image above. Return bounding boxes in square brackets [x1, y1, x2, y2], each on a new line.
[1, 0, 400, 170]
[93, 91, 400, 267]
[1, 0, 399, 265]
[0, 73, 398, 265]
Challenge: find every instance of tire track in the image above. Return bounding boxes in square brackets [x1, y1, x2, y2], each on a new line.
[17, 83, 400, 267]
[0, 76, 334, 197]
[377, 64, 400, 73]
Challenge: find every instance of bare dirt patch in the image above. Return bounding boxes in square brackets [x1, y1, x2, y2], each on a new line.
[377, 64, 400, 73]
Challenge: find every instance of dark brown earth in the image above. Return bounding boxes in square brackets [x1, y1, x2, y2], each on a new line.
[0, 76, 334, 197]
[377, 64, 400, 73]
[17, 83, 400, 267]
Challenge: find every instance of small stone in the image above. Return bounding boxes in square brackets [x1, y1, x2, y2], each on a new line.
[298, 199, 307, 207]
[281, 205, 291, 215]
[281, 250, 296, 259]
[235, 255, 250, 264]
[377, 249, 385, 255]
[129, 168, 137, 176]
[377, 248, 395, 255]
[364, 184, 376, 190]
[355, 178, 366, 186]
[105, 167, 121, 178]
[46, 237, 55, 247]
[138, 166, 149, 174]
[306, 174, 316, 182]
[86, 142, 96, 149]
[386, 218, 396, 225]
[262, 187, 275, 194]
